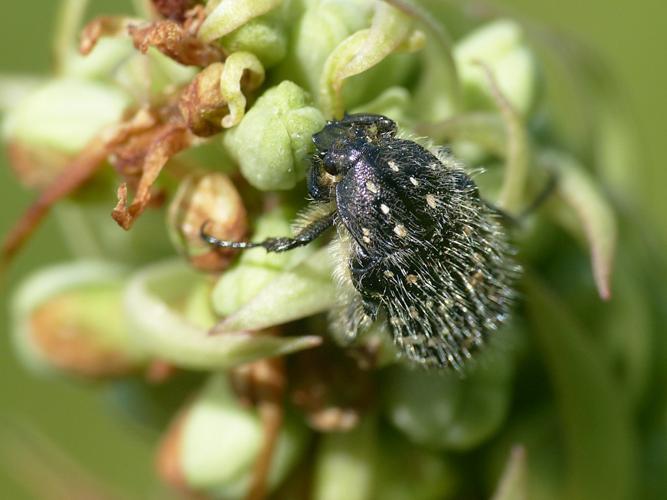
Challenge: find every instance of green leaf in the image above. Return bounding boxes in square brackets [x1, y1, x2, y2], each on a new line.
[124, 260, 321, 370]
[540, 150, 617, 299]
[213, 246, 336, 333]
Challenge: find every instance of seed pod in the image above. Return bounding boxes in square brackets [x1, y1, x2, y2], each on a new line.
[157, 373, 308, 498]
[11, 261, 144, 378]
[167, 172, 247, 272]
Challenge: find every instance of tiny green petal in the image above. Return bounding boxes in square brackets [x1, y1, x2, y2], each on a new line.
[540, 150, 617, 300]
[3, 78, 130, 154]
[220, 51, 265, 129]
[223, 81, 325, 190]
[199, 0, 283, 43]
[124, 260, 322, 369]
[181, 374, 308, 497]
[213, 246, 336, 333]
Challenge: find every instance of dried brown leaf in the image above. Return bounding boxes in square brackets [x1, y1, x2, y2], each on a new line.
[129, 18, 223, 67]
[112, 123, 192, 230]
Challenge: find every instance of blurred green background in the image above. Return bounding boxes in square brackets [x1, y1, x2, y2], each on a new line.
[0, 1, 664, 498]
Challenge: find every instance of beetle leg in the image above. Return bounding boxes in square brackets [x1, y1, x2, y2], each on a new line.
[201, 211, 336, 253]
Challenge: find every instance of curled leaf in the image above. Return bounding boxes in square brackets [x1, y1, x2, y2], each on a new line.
[124, 260, 322, 369]
[198, 0, 282, 43]
[491, 446, 528, 500]
[213, 246, 336, 333]
[320, 2, 417, 117]
[539, 150, 617, 300]
[477, 62, 530, 213]
[219, 51, 265, 128]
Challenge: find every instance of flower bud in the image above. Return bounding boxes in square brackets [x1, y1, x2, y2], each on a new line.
[223, 81, 325, 190]
[157, 373, 308, 498]
[3, 79, 131, 155]
[313, 416, 377, 500]
[11, 261, 144, 378]
[219, 14, 287, 68]
[454, 19, 537, 116]
[167, 172, 247, 272]
[382, 346, 514, 451]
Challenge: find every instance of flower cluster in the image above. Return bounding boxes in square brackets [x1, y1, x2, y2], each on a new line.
[2, 1, 654, 499]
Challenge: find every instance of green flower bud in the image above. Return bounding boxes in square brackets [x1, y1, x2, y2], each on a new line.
[199, 0, 283, 43]
[223, 81, 325, 190]
[11, 261, 144, 378]
[3, 78, 131, 154]
[454, 19, 537, 116]
[158, 373, 308, 498]
[124, 260, 322, 369]
[382, 347, 514, 451]
[219, 14, 287, 68]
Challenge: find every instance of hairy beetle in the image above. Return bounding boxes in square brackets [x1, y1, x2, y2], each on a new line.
[202, 114, 518, 369]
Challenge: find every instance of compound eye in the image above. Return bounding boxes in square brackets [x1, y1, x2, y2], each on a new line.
[323, 151, 341, 175]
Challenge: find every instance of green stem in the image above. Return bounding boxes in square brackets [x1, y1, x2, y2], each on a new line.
[53, 0, 89, 74]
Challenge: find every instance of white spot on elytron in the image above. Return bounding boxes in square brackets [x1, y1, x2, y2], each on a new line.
[425, 299, 434, 309]
[390, 316, 402, 326]
[362, 227, 370, 236]
[384, 270, 395, 278]
[410, 176, 419, 186]
[380, 203, 390, 215]
[406, 274, 418, 285]
[366, 180, 379, 193]
[388, 161, 400, 172]
[393, 224, 407, 238]
[426, 194, 437, 209]
[363, 236, 371, 244]
[409, 306, 419, 319]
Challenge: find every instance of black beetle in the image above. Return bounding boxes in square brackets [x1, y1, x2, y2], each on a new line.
[202, 114, 518, 369]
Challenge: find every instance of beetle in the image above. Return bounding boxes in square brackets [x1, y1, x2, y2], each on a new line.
[202, 113, 518, 369]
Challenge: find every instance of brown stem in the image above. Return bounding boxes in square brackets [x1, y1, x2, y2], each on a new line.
[242, 358, 286, 500]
